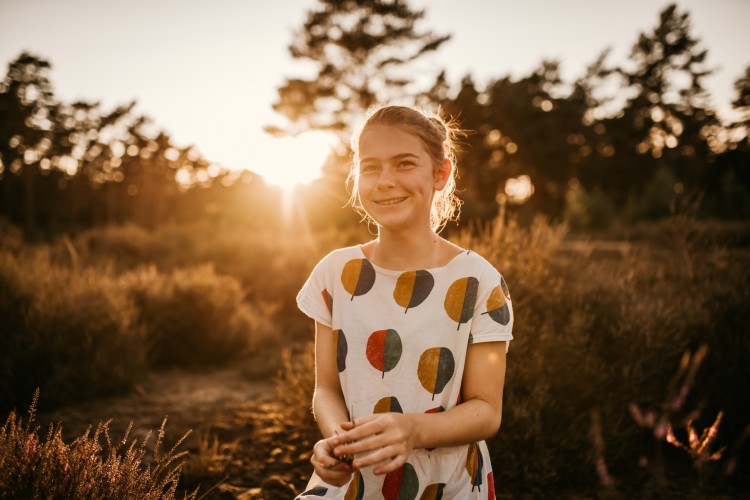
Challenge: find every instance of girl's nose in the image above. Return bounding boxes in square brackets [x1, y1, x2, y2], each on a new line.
[376, 167, 396, 189]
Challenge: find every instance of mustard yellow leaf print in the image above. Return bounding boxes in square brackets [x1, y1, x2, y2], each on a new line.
[417, 347, 455, 400]
[444, 277, 479, 330]
[393, 270, 434, 313]
[482, 285, 510, 325]
[341, 259, 376, 300]
[466, 442, 484, 492]
[374, 396, 403, 414]
[345, 471, 364, 500]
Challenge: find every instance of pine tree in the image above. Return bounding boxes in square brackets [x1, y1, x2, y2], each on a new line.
[267, 0, 450, 139]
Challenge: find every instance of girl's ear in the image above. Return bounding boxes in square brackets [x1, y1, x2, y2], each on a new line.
[434, 159, 452, 191]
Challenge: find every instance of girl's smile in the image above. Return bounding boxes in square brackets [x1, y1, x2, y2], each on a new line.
[356, 125, 448, 233]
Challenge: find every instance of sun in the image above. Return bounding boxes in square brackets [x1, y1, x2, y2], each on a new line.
[252, 131, 337, 191]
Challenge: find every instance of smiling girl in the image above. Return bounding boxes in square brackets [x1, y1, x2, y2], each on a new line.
[295, 106, 513, 499]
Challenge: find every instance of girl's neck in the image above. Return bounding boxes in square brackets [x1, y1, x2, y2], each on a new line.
[363, 227, 458, 271]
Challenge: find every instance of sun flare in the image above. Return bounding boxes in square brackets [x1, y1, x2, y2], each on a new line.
[252, 131, 337, 191]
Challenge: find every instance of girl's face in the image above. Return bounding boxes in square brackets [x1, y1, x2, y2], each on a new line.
[357, 124, 449, 233]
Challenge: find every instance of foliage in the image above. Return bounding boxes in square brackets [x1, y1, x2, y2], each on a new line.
[121, 264, 263, 368]
[279, 215, 750, 496]
[268, 0, 449, 138]
[0, 245, 146, 412]
[0, 391, 195, 499]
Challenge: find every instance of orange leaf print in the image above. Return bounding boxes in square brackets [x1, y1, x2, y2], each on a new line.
[393, 270, 434, 313]
[341, 259, 376, 301]
[382, 463, 419, 500]
[444, 277, 479, 330]
[366, 329, 402, 378]
[321, 289, 333, 315]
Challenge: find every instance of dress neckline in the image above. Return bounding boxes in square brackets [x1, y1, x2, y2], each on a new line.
[355, 244, 469, 276]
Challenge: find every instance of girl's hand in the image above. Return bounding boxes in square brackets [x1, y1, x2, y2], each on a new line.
[332, 413, 418, 475]
[310, 436, 354, 486]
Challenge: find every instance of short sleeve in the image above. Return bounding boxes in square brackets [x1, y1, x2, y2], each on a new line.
[469, 265, 514, 351]
[296, 257, 333, 328]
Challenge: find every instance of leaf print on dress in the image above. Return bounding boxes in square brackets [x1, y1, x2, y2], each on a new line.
[374, 396, 403, 414]
[420, 483, 445, 499]
[341, 259, 376, 300]
[333, 329, 347, 373]
[382, 462, 419, 500]
[444, 277, 479, 330]
[393, 270, 434, 313]
[299, 485, 328, 496]
[345, 471, 365, 500]
[366, 329, 402, 378]
[482, 285, 510, 325]
[417, 347, 455, 400]
[500, 275, 511, 300]
[322, 289, 333, 315]
[466, 442, 484, 492]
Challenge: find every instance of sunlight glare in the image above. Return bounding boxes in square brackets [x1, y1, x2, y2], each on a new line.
[252, 131, 336, 191]
[505, 175, 534, 204]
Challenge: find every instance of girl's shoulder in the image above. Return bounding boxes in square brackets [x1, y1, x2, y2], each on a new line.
[314, 245, 365, 270]
[454, 249, 502, 275]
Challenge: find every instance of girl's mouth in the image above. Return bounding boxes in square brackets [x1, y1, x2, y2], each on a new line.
[376, 197, 407, 206]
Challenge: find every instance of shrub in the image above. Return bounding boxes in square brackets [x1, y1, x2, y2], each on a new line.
[0, 248, 146, 412]
[121, 265, 264, 368]
[0, 391, 195, 499]
[280, 216, 750, 496]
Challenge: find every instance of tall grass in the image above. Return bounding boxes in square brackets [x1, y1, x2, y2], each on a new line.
[0, 224, 278, 411]
[279, 215, 750, 496]
[0, 247, 146, 411]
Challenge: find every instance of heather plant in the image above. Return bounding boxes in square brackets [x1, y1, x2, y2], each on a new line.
[0, 391, 196, 499]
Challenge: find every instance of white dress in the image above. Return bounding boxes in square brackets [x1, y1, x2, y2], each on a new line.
[295, 245, 513, 500]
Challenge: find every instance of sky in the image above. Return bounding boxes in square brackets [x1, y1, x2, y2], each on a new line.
[1, 0, 749, 189]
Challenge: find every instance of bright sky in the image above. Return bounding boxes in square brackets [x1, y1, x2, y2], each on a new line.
[1, 0, 748, 189]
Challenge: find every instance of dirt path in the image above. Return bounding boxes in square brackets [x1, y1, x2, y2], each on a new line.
[36, 369, 313, 499]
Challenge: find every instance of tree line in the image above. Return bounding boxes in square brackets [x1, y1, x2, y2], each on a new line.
[1, 1, 749, 239]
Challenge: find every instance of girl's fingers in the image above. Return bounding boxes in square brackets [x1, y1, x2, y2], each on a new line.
[353, 445, 405, 474]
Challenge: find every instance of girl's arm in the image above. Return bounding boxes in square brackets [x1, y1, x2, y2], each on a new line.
[312, 321, 350, 437]
[309, 321, 354, 485]
[332, 341, 507, 474]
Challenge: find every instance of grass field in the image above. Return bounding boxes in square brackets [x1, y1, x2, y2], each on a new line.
[2, 216, 749, 498]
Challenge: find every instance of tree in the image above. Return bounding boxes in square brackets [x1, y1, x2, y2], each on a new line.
[0, 53, 61, 236]
[267, 0, 450, 139]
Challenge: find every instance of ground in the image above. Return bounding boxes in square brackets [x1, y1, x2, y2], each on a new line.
[36, 368, 314, 499]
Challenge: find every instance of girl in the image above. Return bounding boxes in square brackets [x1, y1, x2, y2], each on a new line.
[295, 105, 513, 499]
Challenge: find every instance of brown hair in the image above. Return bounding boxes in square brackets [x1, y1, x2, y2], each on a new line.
[348, 105, 463, 233]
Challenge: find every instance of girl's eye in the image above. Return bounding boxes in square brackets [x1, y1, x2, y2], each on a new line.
[360, 164, 379, 173]
[398, 161, 415, 168]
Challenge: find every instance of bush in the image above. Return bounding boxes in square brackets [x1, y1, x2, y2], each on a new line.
[280, 216, 750, 496]
[0, 391, 195, 499]
[121, 264, 265, 368]
[0, 248, 146, 412]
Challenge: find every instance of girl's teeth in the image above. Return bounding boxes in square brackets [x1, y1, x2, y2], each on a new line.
[380, 198, 405, 205]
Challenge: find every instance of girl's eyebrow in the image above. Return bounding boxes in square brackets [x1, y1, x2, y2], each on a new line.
[360, 152, 420, 163]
